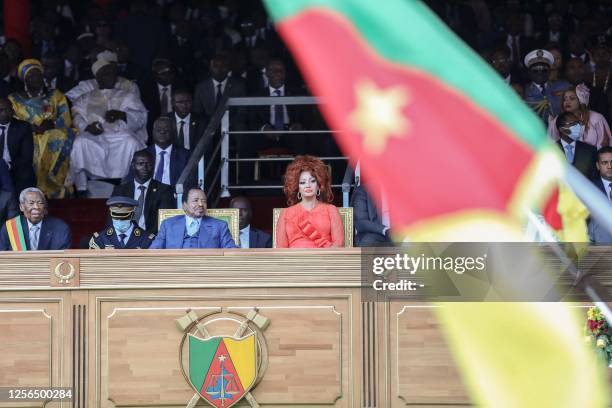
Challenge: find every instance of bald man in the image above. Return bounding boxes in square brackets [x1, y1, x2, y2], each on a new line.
[230, 196, 271, 248]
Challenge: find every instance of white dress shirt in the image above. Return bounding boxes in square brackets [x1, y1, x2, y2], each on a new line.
[602, 177, 612, 200]
[0, 121, 11, 167]
[154, 144, 173, 185]
[239, 225, 250, 249]
[269, 85, 289, 126]
[212, 78, 228, 99]
[133, 179, 151, 230]
[175, 112, 191, 150]
[157, 83, 172, 113]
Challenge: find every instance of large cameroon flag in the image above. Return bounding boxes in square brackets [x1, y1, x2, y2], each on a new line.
[263, 0, 563, 241]
[263, 1, 607, 407]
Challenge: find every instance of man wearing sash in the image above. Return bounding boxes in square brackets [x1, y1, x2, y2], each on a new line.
[0, 187, 71, 250]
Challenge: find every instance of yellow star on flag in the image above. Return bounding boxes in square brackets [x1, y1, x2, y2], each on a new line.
[348, 79, 410, 155]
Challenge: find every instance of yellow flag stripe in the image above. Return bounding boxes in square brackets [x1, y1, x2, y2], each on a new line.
[224, 334, 256, 390]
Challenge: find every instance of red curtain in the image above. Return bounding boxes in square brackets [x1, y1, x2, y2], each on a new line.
[4, 0, 31, 56]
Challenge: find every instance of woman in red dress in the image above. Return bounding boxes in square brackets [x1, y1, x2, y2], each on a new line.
[276, 155, 344, 248]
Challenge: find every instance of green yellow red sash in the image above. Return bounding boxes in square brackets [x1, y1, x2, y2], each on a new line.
[5, 216, 27, 251]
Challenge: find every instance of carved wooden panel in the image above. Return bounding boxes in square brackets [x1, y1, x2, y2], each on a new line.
[0, 298, 64, 408]
[389, 304, 470, 406]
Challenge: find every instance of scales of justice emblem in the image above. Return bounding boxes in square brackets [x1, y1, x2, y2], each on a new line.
[177, 308, 269, 408]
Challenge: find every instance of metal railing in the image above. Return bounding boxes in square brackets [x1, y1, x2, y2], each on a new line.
[176, 95, 357, 207]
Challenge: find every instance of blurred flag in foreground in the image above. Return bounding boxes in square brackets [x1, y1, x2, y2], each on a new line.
[262, 0, 607, 406]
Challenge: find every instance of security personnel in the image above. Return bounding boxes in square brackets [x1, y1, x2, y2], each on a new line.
[523, 49, 570, 123]
[89, 196, 156, 249]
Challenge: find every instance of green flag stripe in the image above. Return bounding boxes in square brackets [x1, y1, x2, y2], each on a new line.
[188, 335, 220, 391]
[263, 0, 547, 149]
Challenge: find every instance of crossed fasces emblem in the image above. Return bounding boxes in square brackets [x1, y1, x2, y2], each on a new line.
[176, 308, 270, 408]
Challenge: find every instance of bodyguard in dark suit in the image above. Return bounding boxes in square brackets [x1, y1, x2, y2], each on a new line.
[0, 98, 35, 193]
[555, 112, 598, 180]
[112, 150, 175, 234]
[353, 185, 392, 247]
[166, 88, 207, 152]
[147, 117, 191, 188]
[89, 196, 155, 249]
[230, 196, 271, 248]
[0, 187, 71, 250]
[588, 147, 612, 243]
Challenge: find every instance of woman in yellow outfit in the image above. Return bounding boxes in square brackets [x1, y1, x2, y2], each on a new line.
[9, 59, 74, 198]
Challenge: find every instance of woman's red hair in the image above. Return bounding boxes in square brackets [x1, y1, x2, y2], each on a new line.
[283, 155, 333, 206]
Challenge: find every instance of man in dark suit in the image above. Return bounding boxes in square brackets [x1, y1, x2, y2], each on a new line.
[150, 188, 237, 249]
[230, 196, 271, 248]
[589, 146, 612, 243]
[89, 196, 156, 249]
[138, 59, 184, 137]
[112, 150, 175, 234]
[353, 185, 392, 247]
[0, 98, 36, 193]
[41, 52, 76, 94]
[555, 111, 597, 179]
[167, 88, 207, 152]
[192, 53, 246, 122]
[0, 187, 71, 250]
[147, 117, 191, 188]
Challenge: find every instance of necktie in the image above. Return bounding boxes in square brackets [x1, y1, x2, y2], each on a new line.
[160, 87, 169, 114]
[565, 144, 574, 163]
[273, 89, 284, 130]
[119, 233, 127, 248]
[30, 225, 40, 250]
[0, 125, 6, 160]
[134, 185, 146, 225]
[178, 120, 186, 149]
[215, 83, 223, 107]
[609, 183, 612, 202]
[154, 151, 166, 182]
[187, 219, 199, 236]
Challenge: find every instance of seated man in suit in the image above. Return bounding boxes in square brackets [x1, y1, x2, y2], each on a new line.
[0, 187, 71, 250]
[112, 150, 175, 234]
[89, 196, 156, 249]
[148, 116, 191, 188]
[138, 58, 184, 137]
[555, 111, 597, 179]
[589, 146, 612, 243]
[353, 185, 392, 247]
[230, 196, 271, 248]
[0, 97, 36, 193]
[167, 88, 207, 152]
[193, 52, 246, 120]
[150, 188, 237, 249]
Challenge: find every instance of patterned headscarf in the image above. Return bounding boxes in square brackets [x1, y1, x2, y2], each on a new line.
[575, 83, 590, 106]
[17, 59, 43, 81]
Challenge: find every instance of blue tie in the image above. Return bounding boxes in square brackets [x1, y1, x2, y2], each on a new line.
[564, 144, 574, 164]
[273, 89, 284, 130]
[154, 151, 166, 182]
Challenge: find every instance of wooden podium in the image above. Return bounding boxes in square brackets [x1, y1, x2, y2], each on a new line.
[0, 248, 472, 407]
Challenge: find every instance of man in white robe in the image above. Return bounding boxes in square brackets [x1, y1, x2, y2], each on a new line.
[69, 57, 147, 194]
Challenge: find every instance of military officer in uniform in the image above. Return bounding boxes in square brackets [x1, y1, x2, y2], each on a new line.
[89, 196, 155, 249]
[523, 49, 570, 123]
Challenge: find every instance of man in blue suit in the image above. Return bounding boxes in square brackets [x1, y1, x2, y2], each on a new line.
[147, 116, 192, 188]
[0, 187, 71, 250]
[150, 188, 237, 249]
